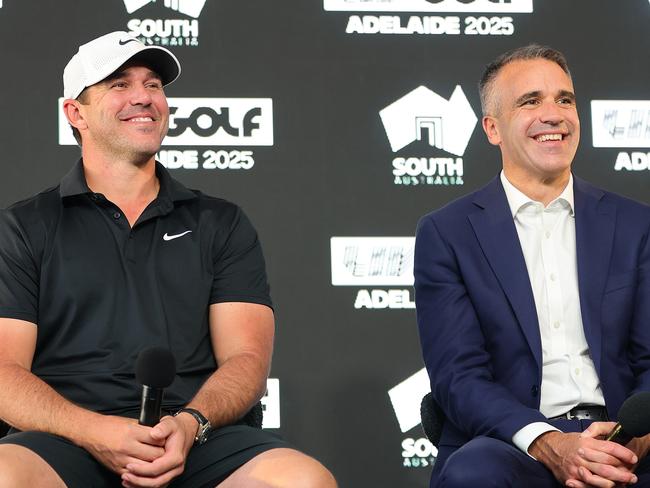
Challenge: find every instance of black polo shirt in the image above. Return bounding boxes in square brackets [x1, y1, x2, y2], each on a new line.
[0, 160, 271, 416]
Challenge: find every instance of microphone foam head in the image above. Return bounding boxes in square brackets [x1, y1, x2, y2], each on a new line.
[618, 391, 650, 437]
[135, 346, 176, 388]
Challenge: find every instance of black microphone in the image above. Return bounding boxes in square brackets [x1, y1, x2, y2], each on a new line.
[135, 346, 176, 427]
[606, 392, 650, 445]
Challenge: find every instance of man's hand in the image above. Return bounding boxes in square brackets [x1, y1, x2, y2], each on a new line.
[564, 421, 650, 487]
[81, 415, 166, 476]
[121, 413, 197, 488]
[529, 430, 639, 488]
[581, 421, 650, 463]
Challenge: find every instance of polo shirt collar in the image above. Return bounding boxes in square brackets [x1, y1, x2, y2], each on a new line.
[154, 161, 197, 203]
[59, 159, 197, 204]
[59, 159, 92, 198]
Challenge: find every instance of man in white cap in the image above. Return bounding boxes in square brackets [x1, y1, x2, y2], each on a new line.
[0, 31, 337, 488]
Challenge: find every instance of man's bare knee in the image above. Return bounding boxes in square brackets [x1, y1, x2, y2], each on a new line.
[219, 448, 337, 488]
[0, 444, 66, 488]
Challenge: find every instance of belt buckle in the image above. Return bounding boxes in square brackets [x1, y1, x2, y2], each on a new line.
[574, 409, 589, 420]
[568, 406, 605, 421]
[566, 409, 579, 420]
[549, 406, 606, 422]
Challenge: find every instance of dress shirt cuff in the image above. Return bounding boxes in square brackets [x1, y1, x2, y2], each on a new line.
[512, 422, 561, 459]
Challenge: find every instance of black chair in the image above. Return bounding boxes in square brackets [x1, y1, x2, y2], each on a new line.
[420, 392, 444, 446]
[240, 401, 264, 428]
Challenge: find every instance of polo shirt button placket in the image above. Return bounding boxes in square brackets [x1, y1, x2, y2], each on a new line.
[126, 230, 136, 262]
[113, 211, 121, 220]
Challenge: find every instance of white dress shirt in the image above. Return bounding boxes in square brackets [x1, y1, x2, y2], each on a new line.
[499, 172, 605, 455]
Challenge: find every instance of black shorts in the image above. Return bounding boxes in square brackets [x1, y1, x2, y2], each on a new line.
[0, 424, 289, 487]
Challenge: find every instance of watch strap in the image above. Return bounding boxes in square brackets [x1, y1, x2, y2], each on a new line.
[175, 407, 211, 444]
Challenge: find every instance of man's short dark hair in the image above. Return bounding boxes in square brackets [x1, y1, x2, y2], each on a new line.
[479, 44, 571, 116]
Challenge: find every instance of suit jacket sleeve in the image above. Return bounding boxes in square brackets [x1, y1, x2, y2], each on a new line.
[626, 218, 650, 393]
[414, 213, 547, 443]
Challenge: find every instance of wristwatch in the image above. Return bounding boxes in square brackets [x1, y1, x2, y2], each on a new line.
[175, 407, 211, 445]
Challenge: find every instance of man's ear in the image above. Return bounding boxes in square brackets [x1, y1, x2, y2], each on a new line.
[482, 115, 501, 146]
[62, 99, 88, 131]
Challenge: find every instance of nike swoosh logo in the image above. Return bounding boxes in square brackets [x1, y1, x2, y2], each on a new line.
[163, 230, 193, 241]
[119, 38, 138, 45]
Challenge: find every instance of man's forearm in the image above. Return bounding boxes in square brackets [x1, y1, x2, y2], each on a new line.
[184, 351, 268, 428]
[0, 362, 100, 445]
[528, 430, 565, 467]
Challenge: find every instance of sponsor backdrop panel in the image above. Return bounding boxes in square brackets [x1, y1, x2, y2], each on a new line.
[0, 0, 648, 486]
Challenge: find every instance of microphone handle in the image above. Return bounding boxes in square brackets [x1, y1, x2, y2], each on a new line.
[139, 385, 164, 427]
[605, 423, 634, 445]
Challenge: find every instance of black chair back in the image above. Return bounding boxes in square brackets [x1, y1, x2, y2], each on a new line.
[420, 392, 445, 446]
[239, 401, 264, 428]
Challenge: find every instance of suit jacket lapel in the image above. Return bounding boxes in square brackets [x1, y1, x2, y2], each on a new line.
[574, 176, 616, 378]
[468, 177, 542, 369]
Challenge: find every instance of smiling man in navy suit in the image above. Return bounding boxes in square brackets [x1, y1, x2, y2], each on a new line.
[415, 45, 650, 488]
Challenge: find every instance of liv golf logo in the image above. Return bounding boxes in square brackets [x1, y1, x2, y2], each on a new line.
[591, 100, 650, 171]
[324, 0, 533, 36]
[58, 97, 273, 171]
[380, 85, 477, 186]
[330, 237, 415, 309]
[122, 0, 208, 46]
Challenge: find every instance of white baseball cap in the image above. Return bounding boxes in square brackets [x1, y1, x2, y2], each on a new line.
[63, 31, 181, 100]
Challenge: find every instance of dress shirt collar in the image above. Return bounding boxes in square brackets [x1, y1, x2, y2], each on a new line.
[500, 170, 575, 218]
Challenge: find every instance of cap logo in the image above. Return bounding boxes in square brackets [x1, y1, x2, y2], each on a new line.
[119, 38, 138, 46]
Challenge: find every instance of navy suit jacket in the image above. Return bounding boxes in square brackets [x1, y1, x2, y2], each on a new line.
[414, 175, 650, 459]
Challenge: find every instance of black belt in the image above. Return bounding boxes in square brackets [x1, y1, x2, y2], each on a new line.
[550, 405, 609, 421]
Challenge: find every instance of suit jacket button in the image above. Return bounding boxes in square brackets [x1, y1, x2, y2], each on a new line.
[531, 385, 539, 397]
